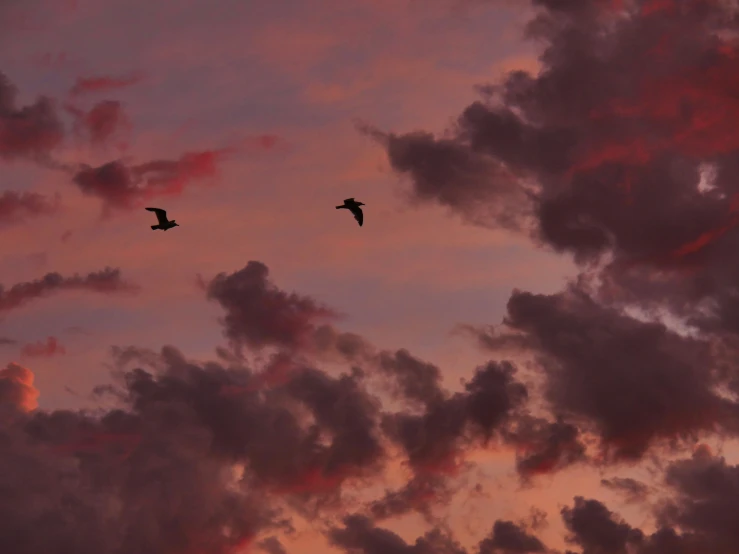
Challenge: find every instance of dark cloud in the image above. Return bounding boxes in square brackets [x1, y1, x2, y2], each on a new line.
[658, 447, 739, 553]
[478, 520, 546, 554]
[0, 71, 64, 161]
[258, 536, 288, 554]
[562, 497, 644, 554]
[368, 474, 453, 522]
[0, 338, 387, 554]
[523, 454, 739, 554]
[375, 348, 445, 407]
[0, 191, 60, 225]
[7, 254, 739, 554]
[312, 324, 372, 360]
[368, 0, 739, 335]
[502, 414, 587, 477]
[329, 514, 467, 554]
[0, 268, 139, 312]
[382, 361, 527, 475]
[473, 285, 738, 459]
[0, 337, 16, 346]
[600, 477, 650, 503]
[205, 261, 338, 352]
[357, 123, 533, 231]
[1, 367, 279, 554]
[71, 149, 230, 213]
[119, 346, 383, 498]
[280, 366, 385, 486]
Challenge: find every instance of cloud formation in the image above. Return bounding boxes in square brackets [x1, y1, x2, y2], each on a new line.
[0, 71, 64, 161]
[68, 73, 144, 96]
[0, 268, 139, 313]
[7, 0, 739, 553]
[20, 336, 66, 358]
[5, 254, 739, 553]
[367, 0, 739, 323]
[0, 191, 60, 225]
[478, 520, 546, 554]
[369, 0, 739, 465]
[0, 362, 39, 413]
[71, 149, 229, 213]
[65, 100, 132, 147]
[0, 259, 532, 553]
[205, 261, 338, 352]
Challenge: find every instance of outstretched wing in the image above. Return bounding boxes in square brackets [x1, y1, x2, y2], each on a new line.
[349, 206, 363, 226]
[145, 207, 168, 225]
[344, 197, 355, 203]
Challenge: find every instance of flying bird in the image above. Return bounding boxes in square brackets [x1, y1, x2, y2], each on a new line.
[336, 198, 365, 227]
[145, 207, 179, 231]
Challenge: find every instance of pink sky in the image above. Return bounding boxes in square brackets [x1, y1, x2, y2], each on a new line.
[3, 1, 739, 554]
[0, 0, 566, 406]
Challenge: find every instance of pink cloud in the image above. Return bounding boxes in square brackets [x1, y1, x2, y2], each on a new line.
[20, 336, 67, 358]
[68, 73, 144, 96]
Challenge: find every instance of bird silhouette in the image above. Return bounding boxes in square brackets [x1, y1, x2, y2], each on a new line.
[145, 207, 179, 231]
[336, 198, 365, 226]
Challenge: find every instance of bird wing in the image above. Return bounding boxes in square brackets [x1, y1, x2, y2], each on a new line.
[344, 198, 355, 203]
[349, 205, 363, 226]
[145, 207, 168, 225]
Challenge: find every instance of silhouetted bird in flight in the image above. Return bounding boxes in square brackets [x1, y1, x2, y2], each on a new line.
[336, 198, 365, 226]
[146, 207, 179, 231]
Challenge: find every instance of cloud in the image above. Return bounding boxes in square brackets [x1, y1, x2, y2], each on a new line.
[68, 73, 144, 96]
[257, 536, 287, 554]
[381, 360, 528, 476]
[375, 348, 446, 407]
[329, 514, 467, 554]
[352, 0, 739, 546]
[1, 365, 280, 554]
[474, 286, 737, 460]
[0, 257, 550, 553]
[0, 268, 139, 313]
[342, 447, 739, 554]
[20, 336, 66, 358]
[113, 344, 385, 501]
[368, 474, 453, 522]
[561, 497, 644, 554]
[65, 100, 132, 147]
[71, 149, 230, 213]
[5, 0, 739, 551]
[478, 520, 547, 554]
[600, 477, 650, 504]
[653, 447, 739, 552]
[0, 362, 39, 413]
[356, 122, 533, 232]
[205, 261, 339, 352]
[366, 0, 739, 333]
[0, 191, 60, 225]
[9, 255, 739, 553]
[502, 414, 587, 478]
[0, 71, 64, 161]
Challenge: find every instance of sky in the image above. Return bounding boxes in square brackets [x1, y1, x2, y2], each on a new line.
[3, 0, 739, 553]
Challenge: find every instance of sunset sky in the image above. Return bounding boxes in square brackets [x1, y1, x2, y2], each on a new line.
[3, 0, 739, 553]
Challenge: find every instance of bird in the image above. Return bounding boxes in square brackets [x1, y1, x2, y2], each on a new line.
[336, 198, 365, 226]
[145, 207, 179, 231]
